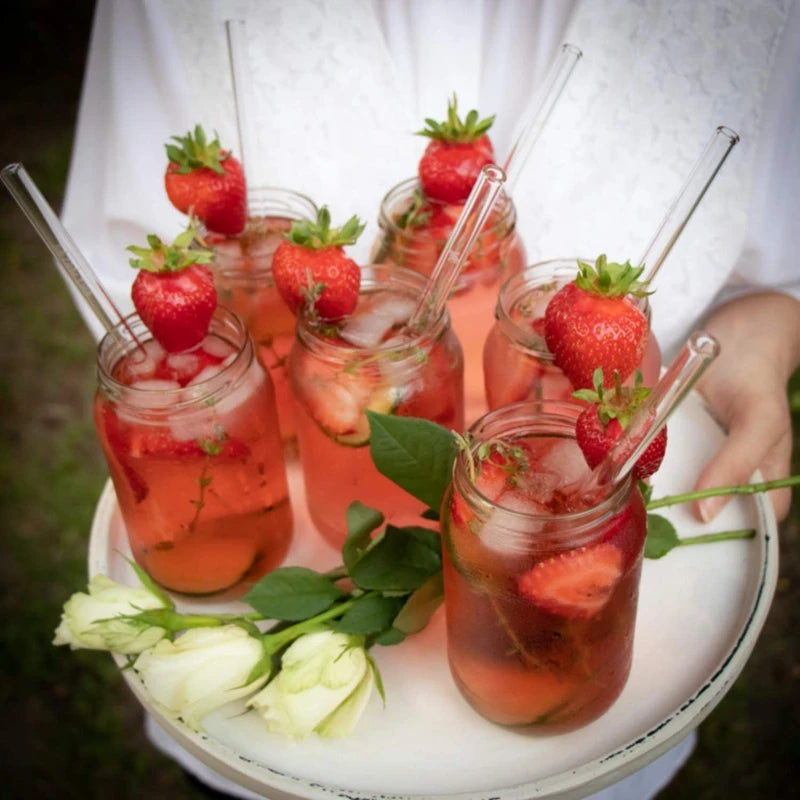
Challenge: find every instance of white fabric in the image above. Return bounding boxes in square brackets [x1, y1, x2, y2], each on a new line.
[62, 0, 799, 796]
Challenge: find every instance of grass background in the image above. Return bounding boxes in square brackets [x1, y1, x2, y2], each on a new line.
[1, 3, 797, 798]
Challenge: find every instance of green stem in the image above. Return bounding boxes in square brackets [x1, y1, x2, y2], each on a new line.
[646, 475, 800, 510]
[676, 529, 756, 547]
[261, 593, 374, 654]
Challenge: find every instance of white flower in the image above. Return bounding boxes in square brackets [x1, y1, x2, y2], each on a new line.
[133, 625, 268, 731]
[248, 630, 375, 739]
[53, 574, 168, 654]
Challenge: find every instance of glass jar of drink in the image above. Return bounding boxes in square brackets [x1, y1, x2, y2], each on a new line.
[483, 259, 662, 410]
[94, 307, 293, 596]
[371, 177, 526, 421]
[441, 399, 647, 731]
[204, 186, 319, 445]
[289, 264, 464, 549]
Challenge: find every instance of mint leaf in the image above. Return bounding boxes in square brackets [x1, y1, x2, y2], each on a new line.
[392, 571, 444, 634]
[645, 513, 680, 558]
[349, 524, 442, 592]
[366, 411, 457, 514]
[343, 501, 386, 575]
[332, 594, 405, 635]
[244, 566, 345, 620]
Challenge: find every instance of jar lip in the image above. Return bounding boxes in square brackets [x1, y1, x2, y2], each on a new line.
[295, 263, 451, 359]
[454, 399, 633, 527]
[96, 306, 254, 409]
[495, 257, 652, 355]
[377, 175, 516, 237]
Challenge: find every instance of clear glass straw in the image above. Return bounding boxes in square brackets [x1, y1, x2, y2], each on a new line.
[407, 164, 507, 330]
[639, 126, 739, 285]
[575, 331, 720, 499]
[503, 43, 583, 192]
[225, 19, 256, 193]
[1, 162, 132, 345]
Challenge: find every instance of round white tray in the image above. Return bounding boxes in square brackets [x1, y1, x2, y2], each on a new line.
[88, 392, 777, 800]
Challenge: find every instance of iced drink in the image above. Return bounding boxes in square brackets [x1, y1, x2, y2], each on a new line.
[483, 260, 662, 409]
[205, 187, 318, 444]
[290, 264, 464, 548]
[94, 307, 293, 595]
[372, 178, 525, 421]
[441, 400, 647, 730]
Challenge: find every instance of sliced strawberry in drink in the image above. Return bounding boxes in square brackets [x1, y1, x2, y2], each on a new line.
[128, 429, 249, 460]
[517, 542, 624, 620]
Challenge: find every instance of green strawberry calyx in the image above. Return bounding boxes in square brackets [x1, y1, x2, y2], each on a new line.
[165, 124, 231, 175]
[416, 93, 495, 143]
[285, 206, 365, 250]
[573, 368, 652, 431]
[127, 225, 213, 274]
[574, 254, 653, 298]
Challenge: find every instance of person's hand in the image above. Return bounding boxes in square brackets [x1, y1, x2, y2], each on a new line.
[692, 291, 800, 522]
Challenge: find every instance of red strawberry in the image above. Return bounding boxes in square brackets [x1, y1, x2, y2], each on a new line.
[130, 430, 250, 461]
[272, 206, 363, 320]
[164, 125, 246, 235]
[573, 368, 667, 481]
[544, 255, 650, 390]
[517, 541, 623, 620]
[417, 94, 496, 204]
[128, 227, 217, 353]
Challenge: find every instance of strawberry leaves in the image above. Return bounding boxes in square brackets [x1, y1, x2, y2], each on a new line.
[416, 93, 495, 143]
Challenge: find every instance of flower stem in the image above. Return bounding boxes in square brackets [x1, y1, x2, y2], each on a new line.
[646, 475, 800, 510]
[675, 528, 755, 547]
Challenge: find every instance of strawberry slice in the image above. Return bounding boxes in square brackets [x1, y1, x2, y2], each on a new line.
[517, 542, 623, 620]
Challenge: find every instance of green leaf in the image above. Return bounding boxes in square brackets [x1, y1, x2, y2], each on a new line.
[349, 524, 442, 592]
[392, 571, 444, 634]
[332, 594, 406, 635]
[373, 627, 407, 646]
[367, 411, 457, 512]
[243, 566, 345, 620]
[645, 513, 681, 559]
[343, 501, 386, 575]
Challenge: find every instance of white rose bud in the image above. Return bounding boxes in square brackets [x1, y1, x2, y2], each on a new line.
[53, 574, 169, 654]
[248, 630, 374, 739]
[133, 625, 268, 731]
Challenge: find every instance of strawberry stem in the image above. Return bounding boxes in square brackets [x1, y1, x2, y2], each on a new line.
[673, 529, 756, 547]
[646, 474, 800, 510]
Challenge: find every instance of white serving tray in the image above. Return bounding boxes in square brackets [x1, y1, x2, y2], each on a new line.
[88, 392, 777, 800]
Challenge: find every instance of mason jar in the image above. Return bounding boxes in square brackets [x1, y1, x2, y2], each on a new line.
[289, 264, 464, 549]
[483, 259, 662, 410]
[205, 186, 319, 445]
[441, 399, 647, 731]
[94, 306, 293, 596]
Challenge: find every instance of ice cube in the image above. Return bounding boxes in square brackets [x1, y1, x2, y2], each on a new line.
[201, 334, 237, 359]
[131, 379, 182, 392]
[164, 352, 200, 384]
[538, 439, 590, 488]
[339, 294, 417, 348]
[187, 364, 225, 386]
[122, 339, 165, 382]
[478, 488, 549, 555]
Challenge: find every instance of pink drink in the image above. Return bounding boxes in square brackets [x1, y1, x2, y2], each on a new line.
[441, 400, 647, 730]
[372, 178, 526, 421]
[484, 260, 662, 410]
[290, 265, 464, 549]
[94, 308, 293, 595]
[205, 187, 318, 445]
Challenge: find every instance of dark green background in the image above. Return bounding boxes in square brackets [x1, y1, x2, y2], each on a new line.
[1, 3, 797, 797]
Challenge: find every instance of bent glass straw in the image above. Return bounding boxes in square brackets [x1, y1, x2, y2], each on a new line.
[503, 42, 583, 192]
[1, 162, 132, 346]
[226, 18, 257, 195]
[575, 331, 720, 499]
[406, 164, 507, 330]
[639, 126, 739, 285]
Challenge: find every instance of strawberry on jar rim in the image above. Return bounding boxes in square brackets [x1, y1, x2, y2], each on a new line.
[164, 124, 247, 236]
[417, 94, 496, 204]
[573, 367, 668, 482]
[128, 226, 217, 353]
[544, 254, 651, 391]
[272, 206, 364, 321]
